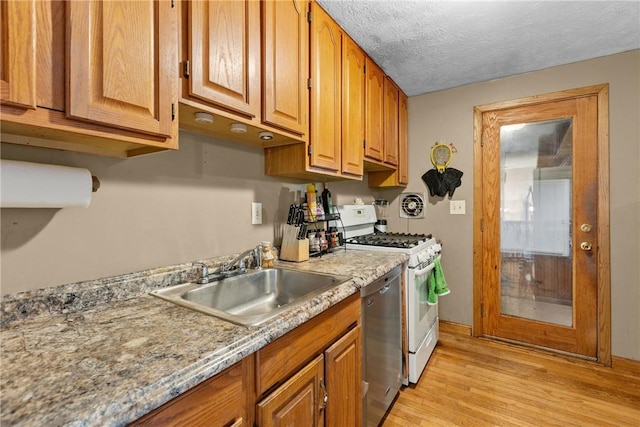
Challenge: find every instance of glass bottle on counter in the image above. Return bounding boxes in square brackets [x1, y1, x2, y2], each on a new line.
[306, 184, 317, 221]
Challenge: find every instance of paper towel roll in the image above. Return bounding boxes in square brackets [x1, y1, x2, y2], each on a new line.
[1, 160, 93, 208]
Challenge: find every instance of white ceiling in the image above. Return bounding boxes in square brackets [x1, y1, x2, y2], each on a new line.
[316, 0, 640, 96]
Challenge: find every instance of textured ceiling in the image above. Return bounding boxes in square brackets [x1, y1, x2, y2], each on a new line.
[316, 0, 640, 96]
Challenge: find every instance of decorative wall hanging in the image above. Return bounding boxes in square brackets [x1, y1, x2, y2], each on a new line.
[422, 142, 463, 197]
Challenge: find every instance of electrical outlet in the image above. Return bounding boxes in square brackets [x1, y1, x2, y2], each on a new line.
[251, 202, 262, 225]
[450, 200, 466, 215]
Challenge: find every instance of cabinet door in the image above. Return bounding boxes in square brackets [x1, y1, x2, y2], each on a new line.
[258, 355, 325, 427]
[310, 2, 341, 171]
[325, 326, 362, 427]
[132, 358, 254, 427]
[341, 36, 365, 177]
[187, 0, 260, 118]
[365, 58, 384, 161]
[383, 77, 399, 166]
[0, 0, 36, 109]
[262, 0, 309, 136]
[67, 0, 176, 137]
[398, 91, 409, 185]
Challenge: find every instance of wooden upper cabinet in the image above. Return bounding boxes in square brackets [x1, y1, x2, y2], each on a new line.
[398, 91, 409, 185]
[1, 0, 178, 157]
[310, 2, 341, 171]
[0, 0, 36, 109]
[341, 36, 365, 177]
[67, 0, 176, 137]
[365, 58, 384, 162]
[186, 0, 260, 118]
[262, 0, 309, 136]
[368, 85, 408, 188]
[383, 76, 399, 166]
[35, 0, 65, 112]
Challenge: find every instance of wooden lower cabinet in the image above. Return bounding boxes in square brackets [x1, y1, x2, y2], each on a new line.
[257, 326, 361, 427]
[257, 294, 361, 427]
[130, 356, 255, 427]
[257, 354, 326, 427]
[323, 326, 362, 427]
[131, 294, 362, 426]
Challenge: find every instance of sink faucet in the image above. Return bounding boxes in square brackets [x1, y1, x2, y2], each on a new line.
[223, 245, 263, 273]
[194, 245, 262, 284]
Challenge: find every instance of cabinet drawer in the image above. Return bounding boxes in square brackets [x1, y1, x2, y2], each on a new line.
[256, 293, 359, 396]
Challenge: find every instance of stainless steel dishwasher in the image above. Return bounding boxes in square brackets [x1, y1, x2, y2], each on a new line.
[361, 265, 403, 427]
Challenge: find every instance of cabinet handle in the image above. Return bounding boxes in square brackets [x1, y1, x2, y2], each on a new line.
[228, 418, 243, 427]
[320, 379, 328, 408]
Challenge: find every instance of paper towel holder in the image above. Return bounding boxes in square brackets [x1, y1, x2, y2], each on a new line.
[92, 176, 100, 193]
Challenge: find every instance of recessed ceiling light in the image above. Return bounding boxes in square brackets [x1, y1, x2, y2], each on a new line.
[194, 112, 214, 124]
[230, 123, 248, 133]
[259, 131, 274, 140]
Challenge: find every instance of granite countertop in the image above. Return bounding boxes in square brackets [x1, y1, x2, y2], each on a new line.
[0, 250, 408, 427]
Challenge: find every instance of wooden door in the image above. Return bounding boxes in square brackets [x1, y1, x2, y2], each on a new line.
[341, 36, 365, 177]
[325, 326, 362, 427]
[364, 58, 384, 161]
[383, 77, 399, 166]
[474, 86, 610, 361]
[309, 2, 341, 171]
[0, 0, 36, 109]
[397, 91, 409, 185]
[187, 0, 260, 118]
[262, 0, 309, 136]
[257, 355, 325, 427]
[66, 0, 176, 137]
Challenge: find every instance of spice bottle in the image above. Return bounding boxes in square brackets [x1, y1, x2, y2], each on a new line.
[321, 186, 333, 215]
[306, 184, 317, 221]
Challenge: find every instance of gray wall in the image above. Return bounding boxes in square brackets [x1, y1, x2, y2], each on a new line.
[384, 50, 640, 360]
[1, 50, 638, 360]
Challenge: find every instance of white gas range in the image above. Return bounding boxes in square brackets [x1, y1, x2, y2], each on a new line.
[336, 204, 442, 385]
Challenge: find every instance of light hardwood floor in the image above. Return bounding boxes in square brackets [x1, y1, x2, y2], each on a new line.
[382, 324, 640, 426]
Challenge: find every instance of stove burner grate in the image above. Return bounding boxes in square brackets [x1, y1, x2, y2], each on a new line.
[346, 232, 433, 249]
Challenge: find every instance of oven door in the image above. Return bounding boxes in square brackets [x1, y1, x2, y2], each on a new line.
[407, 259, 439, 353]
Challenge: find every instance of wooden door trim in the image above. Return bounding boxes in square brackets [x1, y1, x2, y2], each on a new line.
[472, 84, 611, 365]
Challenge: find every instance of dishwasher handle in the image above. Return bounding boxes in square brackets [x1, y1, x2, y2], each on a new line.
[361, 265, 402, 297]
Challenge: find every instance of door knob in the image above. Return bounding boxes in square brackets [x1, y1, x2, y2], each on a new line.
[580, 242, 592, 251]
[580, 224, 592, 232]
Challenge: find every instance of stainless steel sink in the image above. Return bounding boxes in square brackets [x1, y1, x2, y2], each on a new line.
[150, 268, 350, 326]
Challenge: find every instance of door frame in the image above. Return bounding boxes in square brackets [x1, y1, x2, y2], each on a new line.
[472, 84, 611, 365]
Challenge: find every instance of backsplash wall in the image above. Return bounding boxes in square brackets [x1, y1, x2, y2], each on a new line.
[0, 132, 377, 295]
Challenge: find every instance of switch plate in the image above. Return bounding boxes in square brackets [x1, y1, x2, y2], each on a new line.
[450, 200, 466, 215]
[251, 202, 262, 225]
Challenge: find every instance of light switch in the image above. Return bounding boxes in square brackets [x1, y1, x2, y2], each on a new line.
[251, 202, 262, 224]
[450, 200, 466, 215]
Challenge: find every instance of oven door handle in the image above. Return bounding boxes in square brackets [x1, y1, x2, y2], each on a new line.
[414, 262, 436, 277]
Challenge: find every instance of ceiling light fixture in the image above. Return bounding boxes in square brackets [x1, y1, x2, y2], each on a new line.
[230, 123, 248, 133]
[259, 131, 274, 140]
[194, 112, 214, 124]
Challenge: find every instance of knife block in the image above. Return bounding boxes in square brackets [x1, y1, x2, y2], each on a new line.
[280, 225, 309, 262]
